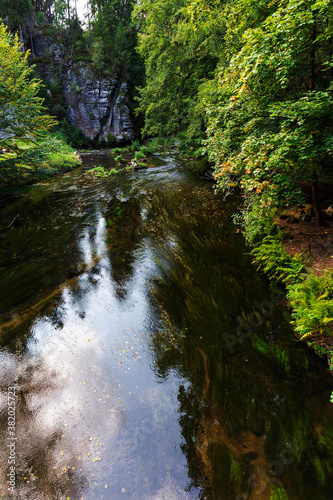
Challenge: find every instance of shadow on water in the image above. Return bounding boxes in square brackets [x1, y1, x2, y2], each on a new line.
[0, 152, 333, 499]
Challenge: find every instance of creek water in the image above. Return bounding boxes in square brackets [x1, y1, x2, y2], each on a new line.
[0, 151, 333, 500]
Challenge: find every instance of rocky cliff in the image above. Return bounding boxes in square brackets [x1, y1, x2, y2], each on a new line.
[62, 66, 133, 144]
[32, 32, 134, 145]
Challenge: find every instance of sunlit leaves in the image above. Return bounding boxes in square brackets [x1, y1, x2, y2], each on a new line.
[205, 0, 333, 217]
[0, 23, 56, 145]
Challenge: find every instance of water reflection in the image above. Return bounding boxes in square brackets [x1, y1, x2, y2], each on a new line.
[146, 188, 333, 499]
[0, 153, 332, 499]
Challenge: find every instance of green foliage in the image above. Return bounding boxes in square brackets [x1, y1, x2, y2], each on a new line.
[135, 0, 333, 226]
[35, 10, 46, 26]
[233, 203, 279, 245]
[0, 0, 33, 30]
[288, 272, 333, 339]
[0, 134, 80, 187]
[89, 0, 144, 80]
[0, 24, 78, 186]
[87, 166, 119, 177]
[204, 0, 333, 222]
[134, 150, 146, 160]
[115, 155, 122, 162]
[0, 24, 56, 146]
[144, 139, 160, 153]
[270, 485, 289, 500]
[55, 120, 88, 148]
[133, 0, 221, 141]
[251, 235, 305, 286]
[53, 0, 68, 26]
[128, 139, 140, 151]
[106, 133, 116, 144]
[91, 37, 105, 73]
[110, 147, 122, 154]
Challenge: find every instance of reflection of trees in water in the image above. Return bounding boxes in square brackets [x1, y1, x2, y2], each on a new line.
[105, 197, 142, 299]
[146, 189, 333, 499]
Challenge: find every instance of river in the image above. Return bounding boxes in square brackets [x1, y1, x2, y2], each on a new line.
[0, 151, 333, 499]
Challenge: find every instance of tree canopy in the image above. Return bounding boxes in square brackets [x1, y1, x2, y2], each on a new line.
[134, 0, 333, 228]
[0, 23, 56, 145]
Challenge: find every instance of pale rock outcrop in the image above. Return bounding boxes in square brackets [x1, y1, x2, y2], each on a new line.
[32, 32, 134, 144]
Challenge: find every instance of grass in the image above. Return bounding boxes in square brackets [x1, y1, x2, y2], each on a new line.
[0, 133, 81, 189]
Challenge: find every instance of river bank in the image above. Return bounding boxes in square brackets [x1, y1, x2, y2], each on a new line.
[245, 202, 333, 379]
[0, 133, 81, 194]
[277, 207, 333, 374]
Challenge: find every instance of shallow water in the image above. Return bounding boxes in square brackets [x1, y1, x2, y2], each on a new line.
[0, 152, 333, 499]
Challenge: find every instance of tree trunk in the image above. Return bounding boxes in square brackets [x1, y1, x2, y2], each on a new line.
[47, 0, 52, 24]
[67, 0, 71, 25]
[311, 170, 325, 226]
[309, 14, 324, 225]
[87, 1, 92, 47]
[18, 25, 25, 52]
[29, 27, 35, 57]
[309, 11, 316, 90]
[328, 18, 333, 99]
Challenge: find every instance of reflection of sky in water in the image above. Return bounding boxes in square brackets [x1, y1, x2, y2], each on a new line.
[0, 208, 196, 499]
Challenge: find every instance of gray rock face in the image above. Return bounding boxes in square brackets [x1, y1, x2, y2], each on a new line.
[32, 33, 133, 144]
[62, 66, 133, 143]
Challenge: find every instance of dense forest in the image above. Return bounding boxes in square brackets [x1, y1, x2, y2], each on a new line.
[1, 0, 333, 223]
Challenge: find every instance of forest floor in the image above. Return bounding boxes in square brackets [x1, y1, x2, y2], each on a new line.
[277, 180, 333, 274]
[277, 215, 333, 275]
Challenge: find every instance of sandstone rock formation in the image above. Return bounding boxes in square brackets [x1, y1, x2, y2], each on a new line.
[33, 32, 134, 145]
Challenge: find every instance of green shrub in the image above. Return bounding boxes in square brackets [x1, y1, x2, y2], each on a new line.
[233, 202, 278, 245]
[134, 150, 146, 160]
[145, 138, 159, 153]
[55, 120, 88, 148]
[128, 139, 140, 151]
[115, 155, 122, 162]
[71, 81, 80, 93]
[107, 133, 116, 144]
[87, 166, 119, 177]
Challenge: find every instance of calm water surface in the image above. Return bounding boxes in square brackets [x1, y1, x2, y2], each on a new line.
[0, 152, 333, 499]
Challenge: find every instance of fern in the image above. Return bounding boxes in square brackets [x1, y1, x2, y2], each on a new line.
[287, 272, 333, 339]
[251, 235, 305, 286]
